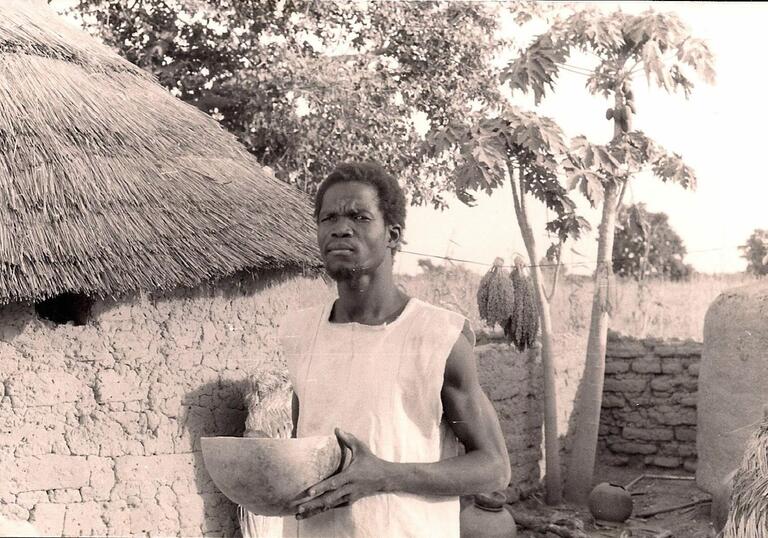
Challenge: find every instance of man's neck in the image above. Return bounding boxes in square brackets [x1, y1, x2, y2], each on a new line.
[332, 270, 408, 325]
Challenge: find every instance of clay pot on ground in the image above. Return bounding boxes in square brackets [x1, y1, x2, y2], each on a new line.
[460, 491, 517, 538]
[588, 482, 633, 523]
[201, 435, 344, 516]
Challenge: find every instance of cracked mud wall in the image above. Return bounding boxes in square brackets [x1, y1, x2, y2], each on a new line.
[0, 270, 331, 537]
[0, 271, 546, 535]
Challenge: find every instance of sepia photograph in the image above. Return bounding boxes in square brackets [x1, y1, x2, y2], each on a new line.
[0, 1, 766, 537]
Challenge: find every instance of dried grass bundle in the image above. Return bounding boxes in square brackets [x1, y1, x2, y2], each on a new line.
[723, 412, 768, 537]
[240, 373, 295, 537]
[0, 1, 320, 305]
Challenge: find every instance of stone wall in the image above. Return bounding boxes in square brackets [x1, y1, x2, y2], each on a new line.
[475, 343, 543, 501]
[598, 332, 702, 471]
[0, 270, 329, 537]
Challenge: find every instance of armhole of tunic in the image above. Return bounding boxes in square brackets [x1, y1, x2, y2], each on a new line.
[460, 318, 476, 349]
[433, 309, 473, 422]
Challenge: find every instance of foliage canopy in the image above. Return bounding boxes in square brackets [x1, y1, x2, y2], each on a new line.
[65, 0, 506, 203]
[739, 229, 768, 276]
[613, 203, 692, 281]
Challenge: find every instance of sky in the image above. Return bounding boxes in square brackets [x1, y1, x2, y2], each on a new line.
[397, 2, 768, 276]
[48, 0, 765, 276]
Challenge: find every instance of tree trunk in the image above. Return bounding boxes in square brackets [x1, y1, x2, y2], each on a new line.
[562, 182, 619, 503]
[563, 91, 626, 504]
[509, 166, 563, 504]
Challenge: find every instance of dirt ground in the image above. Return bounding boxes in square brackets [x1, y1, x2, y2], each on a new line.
[508, 464, 717, 538]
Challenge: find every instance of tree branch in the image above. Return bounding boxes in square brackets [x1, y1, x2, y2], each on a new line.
[509, 160, 523, 218]
[544, 239, 563, 302]
[615, 177, 628, 211]
[517, 165, 528, 221]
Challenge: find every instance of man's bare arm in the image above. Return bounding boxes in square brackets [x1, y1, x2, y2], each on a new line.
[380, 323, 511, 495]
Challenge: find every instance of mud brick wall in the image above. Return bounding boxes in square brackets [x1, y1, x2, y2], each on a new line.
[0, 270, 318, 537]
[475, 343, 543, 501]
[599, 333, 701, 471]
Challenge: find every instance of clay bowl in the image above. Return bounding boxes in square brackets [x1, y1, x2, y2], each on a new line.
[201, 435, 343, 516]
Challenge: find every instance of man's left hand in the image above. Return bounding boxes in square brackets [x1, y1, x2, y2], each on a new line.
[292, 428, 390, 520]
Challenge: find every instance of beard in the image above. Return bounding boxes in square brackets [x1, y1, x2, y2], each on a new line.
[324, 255, 384, 282]
[325, 263, 367, 282]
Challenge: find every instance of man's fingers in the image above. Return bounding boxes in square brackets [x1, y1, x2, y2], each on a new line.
[296, 486, 354, 519]
[290, 475, 348, 507]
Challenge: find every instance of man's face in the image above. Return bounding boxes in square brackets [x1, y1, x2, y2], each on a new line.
[316, 181, 398, 282]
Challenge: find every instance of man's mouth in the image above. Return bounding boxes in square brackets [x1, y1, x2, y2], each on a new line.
[326, 244, 355, 255]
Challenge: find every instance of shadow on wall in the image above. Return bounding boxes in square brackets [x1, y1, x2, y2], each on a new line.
[562, 338, 593, 479]
[0, 302, 33, 342]
[182, 378, 250, 537]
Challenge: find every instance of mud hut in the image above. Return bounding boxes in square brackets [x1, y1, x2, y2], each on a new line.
[0, 1, 325, 536]
[697, 280, 768, 494]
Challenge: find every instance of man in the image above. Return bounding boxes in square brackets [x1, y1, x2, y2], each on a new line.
[279, 161, 511, 537]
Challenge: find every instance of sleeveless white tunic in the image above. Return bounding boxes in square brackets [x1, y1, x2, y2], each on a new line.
[279, 297, 472, 538]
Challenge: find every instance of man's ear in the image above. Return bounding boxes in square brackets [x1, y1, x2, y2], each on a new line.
[387, 224, 403, 250]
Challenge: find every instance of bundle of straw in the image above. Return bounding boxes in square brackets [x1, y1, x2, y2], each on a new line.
[722, 407, 768, 537]
[239, 374, 295, 538]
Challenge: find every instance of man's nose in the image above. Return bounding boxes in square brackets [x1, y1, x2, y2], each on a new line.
[331, 221, 353, 237]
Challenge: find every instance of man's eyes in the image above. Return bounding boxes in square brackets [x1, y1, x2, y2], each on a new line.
[321, 215, 370, 222]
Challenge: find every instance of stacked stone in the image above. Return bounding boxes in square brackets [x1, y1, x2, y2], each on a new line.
[598, 332, 701, 472]
[475, 343, 543, 501]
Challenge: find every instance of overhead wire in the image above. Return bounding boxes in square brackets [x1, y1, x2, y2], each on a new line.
[399, 244, 743, 271]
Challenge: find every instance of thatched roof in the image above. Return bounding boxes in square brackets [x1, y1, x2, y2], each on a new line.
[0, 1, 321, 305]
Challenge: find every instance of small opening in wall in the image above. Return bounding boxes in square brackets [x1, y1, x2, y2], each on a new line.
[34, 293, 94, 326]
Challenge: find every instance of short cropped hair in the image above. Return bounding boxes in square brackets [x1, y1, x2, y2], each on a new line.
[313, 162, 407, 229]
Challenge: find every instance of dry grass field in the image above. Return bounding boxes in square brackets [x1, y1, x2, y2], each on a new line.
[280, 264, 759, 342]
[397, 265, 759, 342]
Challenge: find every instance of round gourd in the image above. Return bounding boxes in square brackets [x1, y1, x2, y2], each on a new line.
[201, 435, 344, 516]
[588, 482, 633, 523]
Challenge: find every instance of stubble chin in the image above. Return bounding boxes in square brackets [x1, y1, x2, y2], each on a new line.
[326, 265, 356, 282]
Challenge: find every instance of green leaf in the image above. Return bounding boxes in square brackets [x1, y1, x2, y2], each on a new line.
[651, 152, 697, 189]
[471, 142, 506, 175]
[501, 35, 567, 104]
[641, 40, 672, 91]
[676, 37, 716, 84]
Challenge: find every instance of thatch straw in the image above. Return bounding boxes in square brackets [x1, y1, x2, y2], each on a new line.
[723, 410, 768, 537]
[0, 1, 321, 304]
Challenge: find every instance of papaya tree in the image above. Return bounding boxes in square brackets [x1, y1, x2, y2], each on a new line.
[426, 106, 591, 504]
[502, 6, 715, 502]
